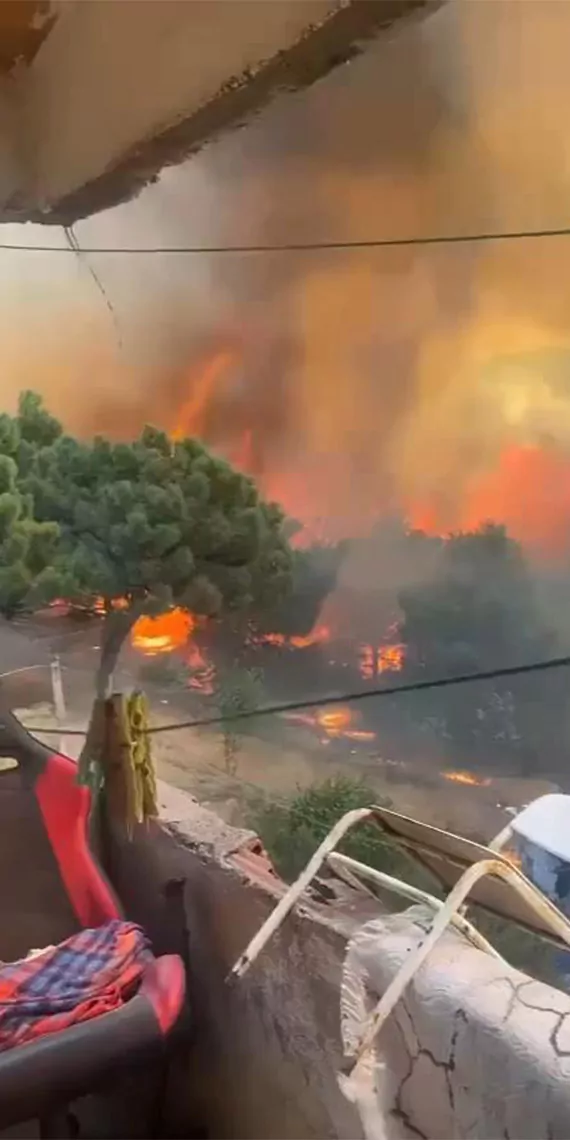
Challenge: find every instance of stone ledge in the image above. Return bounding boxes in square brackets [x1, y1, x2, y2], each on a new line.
[156, 778, 384, 936]
[23, 0, 443, 224]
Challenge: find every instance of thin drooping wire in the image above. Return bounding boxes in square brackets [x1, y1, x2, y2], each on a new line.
[63, 225, 123, 349]
[2, 223, 570, 256]
[24, 651, 570, 737]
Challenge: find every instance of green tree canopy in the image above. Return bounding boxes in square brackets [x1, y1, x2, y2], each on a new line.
[1, 391, 294, 698]
[0, 410, 60, 617]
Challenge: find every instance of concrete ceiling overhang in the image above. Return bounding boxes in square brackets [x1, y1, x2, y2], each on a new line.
[0, 0, 56, 75]
[0, 0, 441, 226]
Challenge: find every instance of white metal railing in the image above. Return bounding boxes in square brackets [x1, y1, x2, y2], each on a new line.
[229, 806, 570, 1086]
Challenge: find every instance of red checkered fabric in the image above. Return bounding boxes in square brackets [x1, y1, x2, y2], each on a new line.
[0, 920, 152, 1052]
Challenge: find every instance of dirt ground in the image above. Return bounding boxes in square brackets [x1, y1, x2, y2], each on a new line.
[17, 695, 557, 844]
[6, 612, 558, 841]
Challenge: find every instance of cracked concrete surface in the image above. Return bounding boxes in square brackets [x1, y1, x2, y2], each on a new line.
[342, 907, 570, 1139]
[110, 788, 570, 1140]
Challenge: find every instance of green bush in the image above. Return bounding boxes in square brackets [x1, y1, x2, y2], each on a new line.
[250, 777, 562, 989]
[249, 776, 436, 890]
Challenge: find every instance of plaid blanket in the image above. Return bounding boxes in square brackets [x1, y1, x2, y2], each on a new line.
[0, 920, 152, 1052]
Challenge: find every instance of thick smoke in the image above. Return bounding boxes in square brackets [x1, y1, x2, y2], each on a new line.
[2, 1, 570, 562]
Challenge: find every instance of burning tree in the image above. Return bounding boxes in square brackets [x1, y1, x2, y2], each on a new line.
[255, 535, 344, 640]
[3, 391, 294, 703]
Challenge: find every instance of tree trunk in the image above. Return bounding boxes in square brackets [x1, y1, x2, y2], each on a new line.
[79, 606, 137, 786]
[95, 641, 120, 700]
[95, 609, 136, 699]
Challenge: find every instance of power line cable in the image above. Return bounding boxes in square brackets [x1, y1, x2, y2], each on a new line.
[23, 651, 570, 737]
[63, 225, 123, 350]
[1, 224, 570, 256]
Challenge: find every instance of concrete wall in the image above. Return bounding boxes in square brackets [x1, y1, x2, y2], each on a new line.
[0, 77, 23, 210]
[342, 910, 570, 1140]
[107, 783, 366, 1140]
[24, 0, 342, 218]
[107, 784, 570, 1139]
[0, 0, 440, 224]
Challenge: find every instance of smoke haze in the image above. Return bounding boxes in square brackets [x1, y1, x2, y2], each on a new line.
[1, 1, 570, 558]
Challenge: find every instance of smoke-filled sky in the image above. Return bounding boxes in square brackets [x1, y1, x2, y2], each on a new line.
[2, 0, 570, 555]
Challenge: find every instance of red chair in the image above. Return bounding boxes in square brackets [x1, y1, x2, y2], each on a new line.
[0, 709, 186, 1135]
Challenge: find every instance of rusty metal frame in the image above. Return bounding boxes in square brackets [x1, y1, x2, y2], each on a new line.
[229, 806, 570, 1073]
[326, 850, 504, 961]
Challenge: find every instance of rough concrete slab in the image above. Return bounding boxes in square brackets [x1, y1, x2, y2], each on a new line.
[18, 0, 441, 224]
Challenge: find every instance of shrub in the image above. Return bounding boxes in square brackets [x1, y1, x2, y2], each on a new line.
[249, 775, 435, 889]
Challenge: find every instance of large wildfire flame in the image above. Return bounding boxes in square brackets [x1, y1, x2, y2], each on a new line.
[409, 444, 570, 556]
[163, 331, 570, 559]
[172, 351, 235, 441]
[10, 3, 570, 566]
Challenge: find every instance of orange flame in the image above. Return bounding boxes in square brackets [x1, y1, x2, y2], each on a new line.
[131, 608, 195, 655]
[251, 624, 330, 650]
[186, 641, 216, 694]
[317, 708, 352, 736]
[409, 444, 570, 557]
[282, 705, 376, 744]
[378, 643, 405, 673]
[317, 707, 376, 742]
[441, 770, 492, 788]
[359, 640, 405, 679]
[172, 351, 234, 441]
[291, 625, 330, 649]
[51, 595, 130, 616]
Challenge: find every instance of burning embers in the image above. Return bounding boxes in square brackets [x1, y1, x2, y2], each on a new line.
[186, 642, 216, 695]
[441, 770, 492, 788]
[248, 625, 330, 650]
[282, 705, 376, 745]
[359, 627, 405, 680]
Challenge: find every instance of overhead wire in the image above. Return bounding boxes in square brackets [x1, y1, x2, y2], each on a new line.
[63, 224, 123, 349]
[10, 224, 570, 736]
[2, 224, 570, 256]
[23, 651, 570, 737]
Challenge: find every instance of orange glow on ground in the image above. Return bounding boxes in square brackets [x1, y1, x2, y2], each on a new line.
[131, 608, 195, 655]
[282, 705, 376, 744]
[317, 708, 352, 736]
[441, 770, 492, 788]
[251, 625, 330, 650]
